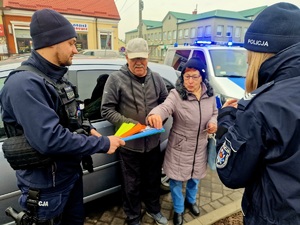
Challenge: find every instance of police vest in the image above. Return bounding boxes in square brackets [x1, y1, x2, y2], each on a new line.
[2, 65, 89, 170]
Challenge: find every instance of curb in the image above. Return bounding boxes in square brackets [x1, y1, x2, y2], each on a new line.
[186, 198, 242, 225]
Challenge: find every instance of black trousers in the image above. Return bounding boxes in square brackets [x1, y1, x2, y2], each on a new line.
[118, 145, 162, 224]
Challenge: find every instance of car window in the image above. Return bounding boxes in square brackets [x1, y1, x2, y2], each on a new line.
[74, 70, 115, 100]
[162, 78, 175, 93]
[79, 73, 175, 122]
[171, 50, 191, 71]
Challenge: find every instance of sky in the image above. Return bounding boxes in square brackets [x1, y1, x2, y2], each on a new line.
[114, 0, 300, 40]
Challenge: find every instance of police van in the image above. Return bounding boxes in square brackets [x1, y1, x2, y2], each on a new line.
[164, 44, 248, 104]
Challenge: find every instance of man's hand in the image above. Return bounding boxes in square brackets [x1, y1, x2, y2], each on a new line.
[107, 136, 125, 154]
[90, 128, 101, 137]
[147, 114, 163, 129]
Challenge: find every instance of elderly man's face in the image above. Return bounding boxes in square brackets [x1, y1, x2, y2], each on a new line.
[126, 56, 148, 77]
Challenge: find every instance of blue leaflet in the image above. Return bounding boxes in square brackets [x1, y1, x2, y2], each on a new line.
[121, 127, 165, 141]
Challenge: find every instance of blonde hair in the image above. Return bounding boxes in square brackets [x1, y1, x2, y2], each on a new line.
[245, 51, 275, 93]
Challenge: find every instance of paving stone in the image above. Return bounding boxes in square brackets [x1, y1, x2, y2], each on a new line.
[100, 211, 115, 222]
[202, 204, 215, 213]
[210, 200, 224, 209]
[211, 192, 223, 201]
[199, 196, 211, 206]
[199, 187, 211, 197]
[218, 196, 233, 205]
[184, 212, 196, 222]
[228, 191, 243, 201]
[84, 169, 243, 225]
[111, 217, 124, 225]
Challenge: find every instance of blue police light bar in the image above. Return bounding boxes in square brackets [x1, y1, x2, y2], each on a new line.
[195, 40, 212, 45]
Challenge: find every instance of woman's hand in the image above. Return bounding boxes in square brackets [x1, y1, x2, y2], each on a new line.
[205, 122, 217, 134]
[222, 98, 238, 108]
[147, 114, 163, 129]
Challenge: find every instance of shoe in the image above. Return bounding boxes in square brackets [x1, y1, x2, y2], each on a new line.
[173, 212, 183, 225]
[185, 201, 200, 216]
[126, 216, 140, 225]
[146, 211, 168, 225]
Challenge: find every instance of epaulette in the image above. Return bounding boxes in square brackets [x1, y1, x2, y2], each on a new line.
[238, 81, 274, 111]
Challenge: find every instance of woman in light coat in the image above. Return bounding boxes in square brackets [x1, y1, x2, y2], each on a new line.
[147, 57, 218, 225]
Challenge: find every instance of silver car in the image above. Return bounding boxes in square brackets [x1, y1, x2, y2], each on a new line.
[0, 57, 178, 224]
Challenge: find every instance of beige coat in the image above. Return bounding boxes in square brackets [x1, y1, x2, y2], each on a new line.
[148, 83, 218, 181]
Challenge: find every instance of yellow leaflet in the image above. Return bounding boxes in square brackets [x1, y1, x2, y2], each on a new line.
[114, 122, 135, 136]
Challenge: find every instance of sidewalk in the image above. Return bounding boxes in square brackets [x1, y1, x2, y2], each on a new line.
[84, 168, 244, 225]
[159, 168, 244, 225]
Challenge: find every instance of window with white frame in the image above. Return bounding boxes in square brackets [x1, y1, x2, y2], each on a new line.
[204, 26, 211, 37]
[184, 29, 189, 38]
[226, 26, 233, 37]
[163, 32, 167, 40]
[216, 25, 223, 37]
[197, 26, 203, 37]
[243, 28, 247, 38]
[178, 29, 183, 39]
[173, 30, 177, 40]
[191, 28, 196, 38]
[168, 31, 172, 40]
[235, 27, 241, 38]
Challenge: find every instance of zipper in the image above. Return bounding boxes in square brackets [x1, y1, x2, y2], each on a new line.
[52, 163, 57, 187]
[191, 100, 202, 176]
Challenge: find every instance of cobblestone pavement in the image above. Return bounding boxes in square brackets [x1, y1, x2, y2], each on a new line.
[84, 169, 244, 225]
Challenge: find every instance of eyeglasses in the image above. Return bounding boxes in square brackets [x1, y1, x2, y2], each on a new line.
[183, 75, 201, 80]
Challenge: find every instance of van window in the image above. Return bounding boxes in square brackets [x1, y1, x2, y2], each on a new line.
[171, 50, 191, 71]
[209, 49, 247, 77]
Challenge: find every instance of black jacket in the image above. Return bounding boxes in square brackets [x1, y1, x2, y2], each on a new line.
[0, 51, 110, 189]
[216, 42, 300, 224]
[101, 64, 168, 152]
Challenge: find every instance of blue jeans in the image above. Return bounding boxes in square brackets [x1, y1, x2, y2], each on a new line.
[169, 178, 200, 213]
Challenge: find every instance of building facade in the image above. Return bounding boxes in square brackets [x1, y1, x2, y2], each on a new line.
[0, 0, 120, 59]
[125, 6, 266, 62]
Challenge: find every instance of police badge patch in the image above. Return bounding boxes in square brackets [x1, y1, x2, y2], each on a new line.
[216, 140, 231, 168]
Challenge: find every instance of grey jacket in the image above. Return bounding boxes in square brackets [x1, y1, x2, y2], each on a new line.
[101, 64, 168, 152]
[148, 79, 218, 181]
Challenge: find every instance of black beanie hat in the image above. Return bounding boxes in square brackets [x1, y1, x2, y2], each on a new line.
[30, 9, 77, 50]
[181, 57, 207, 80]
[244, 2, 300, 53]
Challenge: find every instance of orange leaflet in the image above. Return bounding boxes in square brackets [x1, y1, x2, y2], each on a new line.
[120, 123, 146, 138]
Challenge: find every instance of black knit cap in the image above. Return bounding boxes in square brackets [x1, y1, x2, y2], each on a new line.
[30, 9, 77, 50]
[244, 2, 300, 53]
[181, 57, 207, 80]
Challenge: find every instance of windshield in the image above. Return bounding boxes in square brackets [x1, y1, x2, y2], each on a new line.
[209, 49, 247, 77]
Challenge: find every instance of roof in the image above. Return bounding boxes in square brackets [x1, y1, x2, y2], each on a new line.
[238, 6, 267, 18]
[2, 0, 120, 20]
[182, 9, 252, 23]
[143, 20, 162, 29]
[168, 11, 193, 20]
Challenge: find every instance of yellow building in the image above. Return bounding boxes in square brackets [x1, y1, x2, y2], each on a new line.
[0, 0, 120, 56]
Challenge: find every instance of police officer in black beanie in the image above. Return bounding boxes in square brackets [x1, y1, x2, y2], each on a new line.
[216, 3, 300, 225]
[0, 8, 124, 224]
